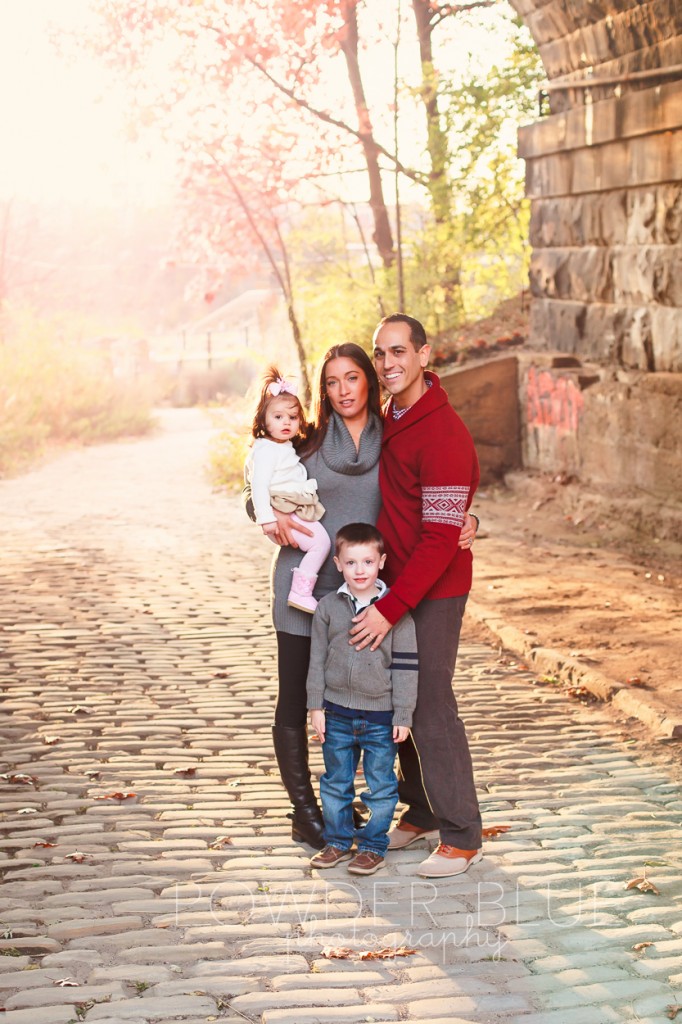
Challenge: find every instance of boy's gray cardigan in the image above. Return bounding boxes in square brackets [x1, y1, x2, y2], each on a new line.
[306, 589, 418, 728]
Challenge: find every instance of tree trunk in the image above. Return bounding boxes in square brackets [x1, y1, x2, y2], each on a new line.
[411, 0, 451, 224]
[285, 300, 312, 408]
[411, 0, 463, 322]
[339, 0, 395, 268]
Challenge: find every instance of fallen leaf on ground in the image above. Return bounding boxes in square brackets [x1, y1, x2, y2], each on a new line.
[93, 792, 136, 801]
[321, 945, 417, 961]
[53, 979, 79, 987]
[632, 941, 654, 951]
[84, 770, 100, 779]
[33, 842, 57, 849]
[209, 836, 233, 849]
[67, 705, 91, 714]
[17, 808, 38, 815]
[65, 852, 89, 863]
[567, 685, 592, 699]
[173, 767, 197, 777]
[482, 825, 512, 839]
[666, 1006, 682, 1020]
[1, 774, 38, 786]
[624, 875, 661, 895]
[357, 946, 418, 960]
[42, 736, 61, 745]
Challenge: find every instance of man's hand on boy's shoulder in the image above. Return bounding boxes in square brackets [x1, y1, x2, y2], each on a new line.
[349, 604, 391, 651]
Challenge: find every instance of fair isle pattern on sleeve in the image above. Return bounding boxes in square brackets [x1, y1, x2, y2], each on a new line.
[422, 485, 470, 527]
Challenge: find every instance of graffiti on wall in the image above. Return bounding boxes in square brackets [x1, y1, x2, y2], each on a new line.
[526, 366, 584, 433]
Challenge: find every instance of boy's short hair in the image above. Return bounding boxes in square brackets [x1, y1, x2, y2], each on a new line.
[335, 522, 384, 556]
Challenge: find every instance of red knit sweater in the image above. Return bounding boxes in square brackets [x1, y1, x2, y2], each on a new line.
[375, 371, 479, 625]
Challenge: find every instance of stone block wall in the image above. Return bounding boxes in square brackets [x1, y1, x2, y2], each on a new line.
[506, 0, 682, 512]
[509, 0, 682, 112]
[519, 353, 680, 477]
[520, 80, 682, 374]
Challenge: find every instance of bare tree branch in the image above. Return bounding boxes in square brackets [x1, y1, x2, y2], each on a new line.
[243, 54, 428, 188]
[209, 156, 311, 402]
[431, 1, 496, 30]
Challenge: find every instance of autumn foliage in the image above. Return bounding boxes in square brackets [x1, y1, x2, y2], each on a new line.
[85, 0, 542, 379]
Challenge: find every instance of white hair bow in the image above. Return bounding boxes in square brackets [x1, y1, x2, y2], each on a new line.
[268, 377, 298, 397]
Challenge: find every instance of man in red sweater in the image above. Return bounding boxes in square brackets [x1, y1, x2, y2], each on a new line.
[351, 313, 482, 878]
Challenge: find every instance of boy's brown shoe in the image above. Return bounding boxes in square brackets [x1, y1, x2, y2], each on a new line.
[310, 844, 352, 869]
[347, 850, 385, 875]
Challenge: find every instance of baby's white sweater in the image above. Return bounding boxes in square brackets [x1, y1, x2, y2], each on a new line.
[245, 438, 318, 524]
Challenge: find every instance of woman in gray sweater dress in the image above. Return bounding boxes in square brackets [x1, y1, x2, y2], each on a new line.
[246, 343, 382, 848]
[247, 342, 476, 849]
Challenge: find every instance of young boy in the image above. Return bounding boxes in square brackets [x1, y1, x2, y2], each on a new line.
[306, 522, 418, 875]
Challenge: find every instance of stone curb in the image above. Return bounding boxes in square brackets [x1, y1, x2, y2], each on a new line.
[466, 599, 682, 739]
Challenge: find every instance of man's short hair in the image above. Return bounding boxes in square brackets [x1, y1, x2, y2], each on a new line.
[335, 522, 385, 556]
[375, 313, 427, 352]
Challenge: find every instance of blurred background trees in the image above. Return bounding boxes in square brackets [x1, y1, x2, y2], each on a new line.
[0, 0, 542, 475]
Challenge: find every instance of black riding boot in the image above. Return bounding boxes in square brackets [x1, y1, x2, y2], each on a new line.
[271, 724, 325, 850]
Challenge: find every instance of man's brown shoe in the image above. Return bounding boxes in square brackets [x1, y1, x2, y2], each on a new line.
[417, 844, 482, 878]
[310, 844, 352, 869]
[347, 850, 385, 875]
[387, 821, 439, 850]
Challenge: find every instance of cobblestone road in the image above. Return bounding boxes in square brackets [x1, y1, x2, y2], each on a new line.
[0, 410, 680, 1024]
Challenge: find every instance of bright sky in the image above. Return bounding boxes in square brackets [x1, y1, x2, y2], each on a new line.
[0, 0, 521, 209]
[0, 0, 173, 206]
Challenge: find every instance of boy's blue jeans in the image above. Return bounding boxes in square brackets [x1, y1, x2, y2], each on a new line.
[320, 710, 399, 856]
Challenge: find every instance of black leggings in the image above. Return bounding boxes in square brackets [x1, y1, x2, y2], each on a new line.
[275, 631, 312, 728]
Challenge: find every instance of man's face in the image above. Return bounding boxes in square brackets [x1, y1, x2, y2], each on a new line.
[372, 320, 430, 408]
[334, 542, 386, 600]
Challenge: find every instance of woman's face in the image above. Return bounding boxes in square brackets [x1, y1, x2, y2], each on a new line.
[324, 357, 370, 421]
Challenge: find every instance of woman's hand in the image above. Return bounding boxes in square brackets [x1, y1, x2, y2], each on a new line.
[350, 605, 391, 652]
[310, 709, 326, 743]
[261, 522, 279, 542]
[458, 511, 479, 550]
[270, 509, 314, 547]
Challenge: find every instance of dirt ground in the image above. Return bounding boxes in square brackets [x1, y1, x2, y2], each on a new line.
[462, 469, 682, 741]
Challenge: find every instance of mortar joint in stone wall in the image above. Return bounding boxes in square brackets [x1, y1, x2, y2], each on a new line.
[537, 63, 682, 115]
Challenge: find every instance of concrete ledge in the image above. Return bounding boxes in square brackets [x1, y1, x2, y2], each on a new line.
[439, 356, 521, 486]
[611, 689, 682, 739]
[519, 80, 682, 159]
[466, 599, 682, 739]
